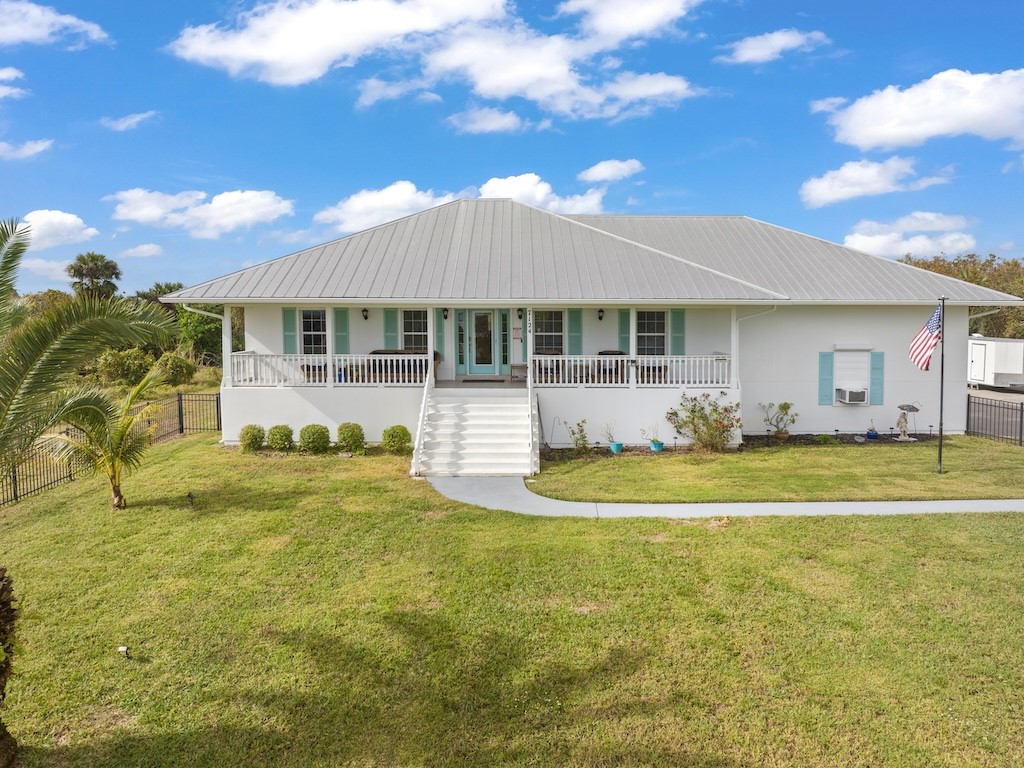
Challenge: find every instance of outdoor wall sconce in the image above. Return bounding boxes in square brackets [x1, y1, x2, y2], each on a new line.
[598, 309, 604, 321]
[517, 308, 524, 320]
[443, 308, 449, 320]
[361, 308, 369, 320]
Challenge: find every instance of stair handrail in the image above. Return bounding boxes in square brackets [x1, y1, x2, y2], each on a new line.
[410, 365, 434, 475]
[527, 358, 538, 475]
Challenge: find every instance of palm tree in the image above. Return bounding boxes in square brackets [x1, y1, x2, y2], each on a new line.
[0, 219, 175, 473]
[66, 251, 122, 298]
[40, 367, 164, 509]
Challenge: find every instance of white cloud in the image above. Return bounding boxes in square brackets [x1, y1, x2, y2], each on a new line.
[0, 0, 109, 47]
[0, 138, 52, 159]
[821, 68, 1024, 151]
[170, 0, 704, 122]
[22, 209, 98, 250]
[844, 211, 976, 258]
[715, 28, 830, 65]
[119, 243, 163, 258]
[447, 106, 524, 134]
[578, 158, 644, 182]
[809, 96, 846, 114]
[0, 67, 26, 99]
[314, 180, 456, 233]
[557, 0, 702, 44]
[799, 156, 951, 208]
[100, 110, 157, 132]
[479, 172, 605, 213]
[169, 0, 505, 86]
[19, 257, 70, 281]
[106, 188, 294, 239]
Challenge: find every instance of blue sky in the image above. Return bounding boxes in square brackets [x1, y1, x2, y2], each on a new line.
[3, 0, 1023, 295]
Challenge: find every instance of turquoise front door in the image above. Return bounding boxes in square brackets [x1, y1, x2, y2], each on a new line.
[468, 309, 498, 375]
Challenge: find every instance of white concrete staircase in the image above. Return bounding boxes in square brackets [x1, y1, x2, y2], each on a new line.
[414, 388, 537, 476]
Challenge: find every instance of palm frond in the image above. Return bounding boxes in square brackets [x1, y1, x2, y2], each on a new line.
[0, 218, 30, 339]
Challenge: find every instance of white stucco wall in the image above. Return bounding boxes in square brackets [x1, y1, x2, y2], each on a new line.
[736, 305, 967, 435]
[221, 385, 422, 444]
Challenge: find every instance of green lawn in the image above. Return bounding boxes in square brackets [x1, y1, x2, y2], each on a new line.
[531, 436, 1024, 502]
[2, 435, 1024, 767]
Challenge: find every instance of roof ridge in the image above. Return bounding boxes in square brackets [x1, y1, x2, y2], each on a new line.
[546, 205, 789, 300]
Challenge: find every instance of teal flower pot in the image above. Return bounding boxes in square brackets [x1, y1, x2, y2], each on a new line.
[650, 441, 664, 453]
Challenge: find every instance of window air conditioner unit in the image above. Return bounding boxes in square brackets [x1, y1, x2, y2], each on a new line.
[835, 387, 867, 404]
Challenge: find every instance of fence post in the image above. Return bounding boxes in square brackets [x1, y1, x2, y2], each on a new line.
[1019, 401, 1023, 447]
[177, 392, 185, 434]
[215, 393, 222, 432]
[9, 466, 17, 503]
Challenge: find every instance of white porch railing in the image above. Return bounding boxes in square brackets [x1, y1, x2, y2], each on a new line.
[532, 354, 731, 387]
[229, 353, 431, 387]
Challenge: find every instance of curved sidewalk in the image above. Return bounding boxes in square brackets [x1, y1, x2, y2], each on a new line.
[428, 476, 1024, 518]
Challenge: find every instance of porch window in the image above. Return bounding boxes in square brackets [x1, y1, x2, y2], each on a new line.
[301, 309, 327, 354]
[403, 310, 428, 351]
[534, 310, 564, 355]
[636, 311, 666, 356]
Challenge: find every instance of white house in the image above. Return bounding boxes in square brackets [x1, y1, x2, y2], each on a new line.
[162, 198, 1023, 475]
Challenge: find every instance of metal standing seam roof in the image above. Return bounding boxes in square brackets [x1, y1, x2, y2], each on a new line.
[162, 199, 1024, 306]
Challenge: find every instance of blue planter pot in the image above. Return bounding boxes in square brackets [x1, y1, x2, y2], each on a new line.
[866, 431, 878, 440]
[650, 441, 664, 453]
[609, 442, 624, 454]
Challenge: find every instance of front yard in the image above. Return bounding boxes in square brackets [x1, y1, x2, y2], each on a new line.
[1, 435, 1023, 767]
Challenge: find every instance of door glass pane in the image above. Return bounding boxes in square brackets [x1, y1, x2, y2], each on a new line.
[474, 312, 493, 366]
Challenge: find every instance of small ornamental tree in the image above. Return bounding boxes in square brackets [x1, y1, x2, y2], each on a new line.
[665, 391, 742, 452]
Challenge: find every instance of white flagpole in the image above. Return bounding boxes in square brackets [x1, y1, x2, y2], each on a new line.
[937, 296, 946, 474]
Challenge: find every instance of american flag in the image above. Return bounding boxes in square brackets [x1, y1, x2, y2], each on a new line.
[909, 304, 942, 371]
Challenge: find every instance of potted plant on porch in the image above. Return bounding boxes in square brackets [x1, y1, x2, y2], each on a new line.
[640, 424, 665, 453]
[602, 423, 623, 454]
[760, 401, 799, 441]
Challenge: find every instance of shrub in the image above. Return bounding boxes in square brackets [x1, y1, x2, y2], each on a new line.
[336, 422, 366, 454]
[96, 347, 155, 386]
[760, 401, 799, 434]
[266, 425, 294, 451]
[816, 434, 840, 445]
[665, 390, 742, 452]
[0, 567, 16, 760]
[566, 418, 590, 453]
[238, 424, 265, 453]
[299, 424, 331, 454]
[157, 352, 197, 386]
[381, 424, 412, 454]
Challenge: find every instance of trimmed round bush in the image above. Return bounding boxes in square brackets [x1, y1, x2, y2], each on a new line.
[238, 424, 265, 453]
[381, 424, 412, 454]
[299, 424, 331, 454]
[336, 422, 366, 454]
[157, 352, 197, 386]
[266, 424, 294, 451]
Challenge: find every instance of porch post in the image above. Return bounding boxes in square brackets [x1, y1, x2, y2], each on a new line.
[629, 307, 637, 387]
[526, 307, 533, 377]
[426, 306, 435, 383]
[325, 306, 335, 388]
[730, 307, 739, 389]
[222, 304, 233, 387]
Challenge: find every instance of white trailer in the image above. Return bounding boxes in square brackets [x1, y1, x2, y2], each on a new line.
[968, 336, 1024, 389]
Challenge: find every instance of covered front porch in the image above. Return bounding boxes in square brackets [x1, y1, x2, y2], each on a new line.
[221, 304, 739, 391]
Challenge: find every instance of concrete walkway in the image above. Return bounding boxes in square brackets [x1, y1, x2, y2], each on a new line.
[428, 476, 1024, 518]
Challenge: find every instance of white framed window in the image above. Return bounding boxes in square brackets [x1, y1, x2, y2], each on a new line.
[636, 310, 666, 356]
[403, 309, 428, 351]
[534, 310, 564, 355]
[301, 309, 327, 354]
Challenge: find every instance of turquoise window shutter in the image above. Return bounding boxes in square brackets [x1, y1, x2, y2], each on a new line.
[567, 309, 582, 355]
[670, 309, 686, 355]
[383, 309, 399, 348]
[282, 308, 297, 354]
[434, 308, 445, 357]
[618, 309, 629, 352]
[870, 351, 885, 405]
[818, 352, 834, 405]
[333, 308, 349, 354]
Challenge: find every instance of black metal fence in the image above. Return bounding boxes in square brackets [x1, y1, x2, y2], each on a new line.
[1, 393, 221, 508]
[966, 394, 1024, 446]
